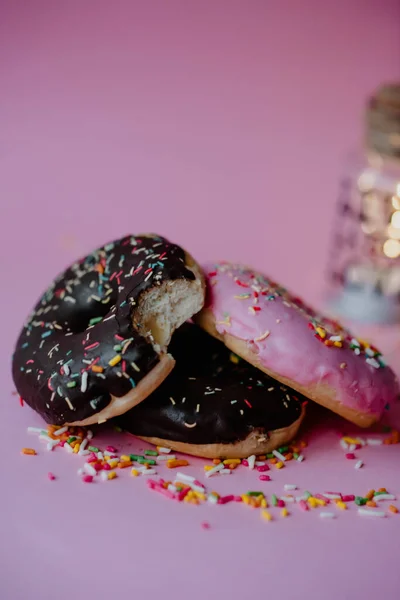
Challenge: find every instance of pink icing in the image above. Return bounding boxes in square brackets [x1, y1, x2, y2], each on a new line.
[203, 263, 399, 418]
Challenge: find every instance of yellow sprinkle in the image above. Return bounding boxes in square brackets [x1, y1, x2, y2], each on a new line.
[315, 498, 327, 506]
[343, 436, 361, 444]
[223, 458, 241, 465]
[241, 494, 251, 505]
[194, 492, 206, 501]
[281, 508, 289, 518]
[230, 353, 240, 364]
[261, 498, 268, 508]
[316, 327, 326, 338]
[308, 498, 318, 508]
[21, 448, 36, 455]
[107, 459, 119, 469]
[275, 461, 284, 469]
[204, 465, 214, 471]
[131, 469, 139, 477]
[120, 454, 131, 462]
[108, 355, 122, 367]
[261, 510, 273, 522]
[108, 471, 117, 480]
[254, 330, 270, 342]
[336, 500, 347, 510]
[73, 443, 80, 454]
[333, 341, 343, 347]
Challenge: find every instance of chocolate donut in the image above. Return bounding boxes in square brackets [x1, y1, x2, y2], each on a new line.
[195, 262, 399, 427]
[119, 324, 306, 458]
[12, 235, 204, 426]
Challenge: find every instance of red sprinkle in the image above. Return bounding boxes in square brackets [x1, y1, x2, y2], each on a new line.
[242, 459, 249, 467]
[218, 495, 235, 505]
[244, 399, 253, 409]
[259, 474, 271, 481]
[105, 446, 118, 453]
[342, 495, 355, 502]
[93, 463, 103, 471]
[102, 463, 111, 471]
[345, 453, 356, 460]
[234, 496, 243, 502]
[256, 465, 270, 472]
[47, 472, 56, 481]
[19, 396, 24, 407]
[277, 499, 285, 508]
[82, 475, 93, 483]
[201, 521, 211, 529]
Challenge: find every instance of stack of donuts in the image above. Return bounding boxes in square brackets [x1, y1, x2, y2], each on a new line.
[12, 234, 399, 458]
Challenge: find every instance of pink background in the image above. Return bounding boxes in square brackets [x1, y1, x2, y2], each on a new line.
[1, 2, 400, 599]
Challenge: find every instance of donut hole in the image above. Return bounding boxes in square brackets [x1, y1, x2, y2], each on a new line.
[133, 277, 204, 350]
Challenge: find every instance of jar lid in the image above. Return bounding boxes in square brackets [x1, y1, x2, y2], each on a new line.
[366, 83, 400, 159]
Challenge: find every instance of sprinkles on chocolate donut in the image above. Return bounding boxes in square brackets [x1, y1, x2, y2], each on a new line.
[12, 234, 204, 426]
[119, 324, 306, 458]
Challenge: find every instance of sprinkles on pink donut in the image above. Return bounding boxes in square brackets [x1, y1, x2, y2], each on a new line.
[195, 262, 399, 427]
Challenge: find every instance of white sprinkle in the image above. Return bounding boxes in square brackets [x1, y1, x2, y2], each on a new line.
[64, 443, 74, 453]
[81, 371, 88, 393]
[167, 484, 178, 493]
[53, 426, 68, 436]
[366, 357, 380, 369]
[80, 450, 90, 456]
[205, 463, 224, 478]
[354, 348, 361, 355]
[284, 484, 298, 491]
[320, 512, 336, 519]
[355, 460, 364, 469]
[255, 461, 266, 466]
[356, 438, 366, 446]
[103, 450, 117, 457]
[175, 472, 195, 483]
[39, 434, 55, 444]
[340, 439, 349, 450]
[374, 494, 396, 502]
[367, 438, 383, 446]
[208, 494, 219, 504]
[65, 397, 74, 411]
[78, 439, 88, 454]
[169, 397, 176, 405]
[83, 463, 97, 476]
[281, 496, 295, 503]
[348, 444, 356, 452]
[358, 508, 386, 518]
[220, 468, 232, 475]
[273, 450, 286, 462]
[87, 430, 93, 440]
[27, 427, 44, 434]
[63, 363, 70, 376]
[196, 404, 200, 413]
[297, 455, 305, 462]
[64, 296, 76, 303]
[254, 330, 270, 342]
[296, 494, 309, 502]
[97, 452, 104, 460]
[157, 447, 171, 454]
[247, 455, 256, 470]
[141, 469, 157, 476]
[351, 338, 360, 347]
[46, 441, 58, 451]
[329, 335, 342, 342]
[156, 454, 176, 462]
[323, 493, 342, 500]
[267, 387, 275, 392]
[100, 471, 109, 482]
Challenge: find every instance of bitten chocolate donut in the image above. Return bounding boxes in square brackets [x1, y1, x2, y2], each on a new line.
[119, 324, 306, 458]
[12, 235, 204, 426]
[195, 263, 399, 428]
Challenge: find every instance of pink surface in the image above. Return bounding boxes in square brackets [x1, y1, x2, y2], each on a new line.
[1, 2, 400, 598]
[204, 263, 399, 417]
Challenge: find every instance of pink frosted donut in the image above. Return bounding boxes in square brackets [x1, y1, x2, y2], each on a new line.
[195, 263, 399, 427]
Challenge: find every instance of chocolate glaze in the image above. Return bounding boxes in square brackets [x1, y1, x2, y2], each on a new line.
[119, 324, 305, 444]
[12, 235, 196, 425]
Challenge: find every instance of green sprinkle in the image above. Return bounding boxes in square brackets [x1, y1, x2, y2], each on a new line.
[137, 458, 156, 465]
[88, 446, 99, 452]
[293, 452, 299, 459]
[304, 491, 312, 499]
[355, 496, 367, 506]
[278, 446, 289, 453]
[113, 344, 122, 352]
[271, 494, 278, 506]
[247, 491, 264, 497]
[144, 450, 158, 456]
[66, 381, 77, 388]
[89, 316, 103, 325]
[373, 491, 388, 497]
[129, 454, 145, 461]
[267, 453, 274, 459]
[67, 437, 76, 443]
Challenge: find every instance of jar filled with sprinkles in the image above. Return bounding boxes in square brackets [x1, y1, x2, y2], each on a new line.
[326, 83, 400, 326]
